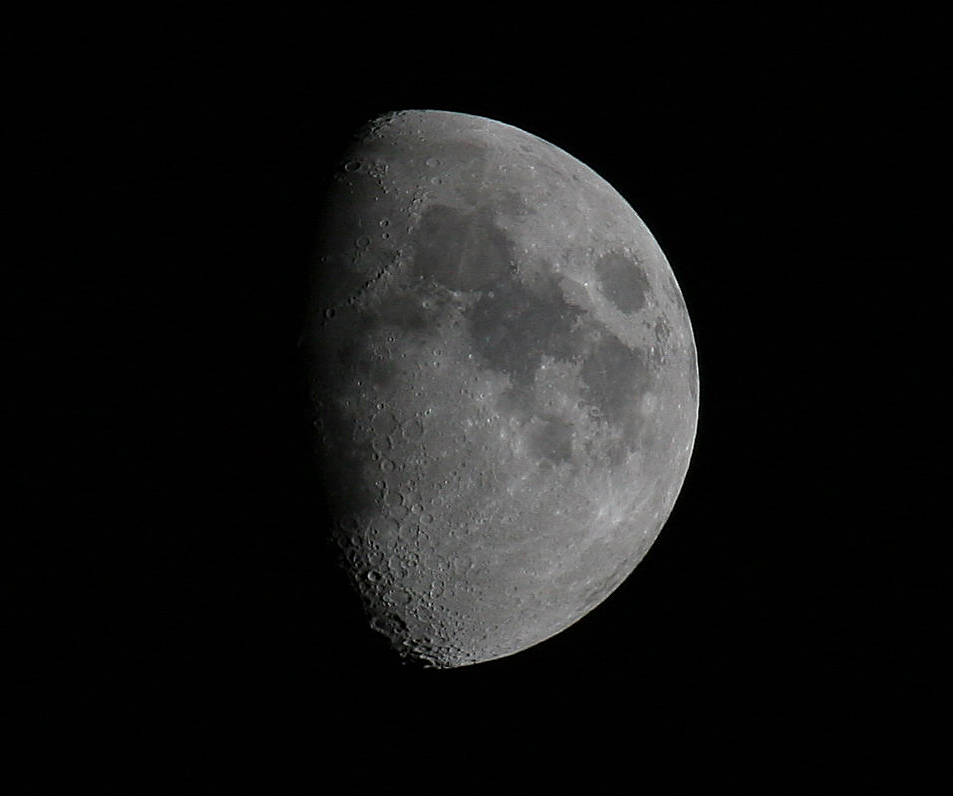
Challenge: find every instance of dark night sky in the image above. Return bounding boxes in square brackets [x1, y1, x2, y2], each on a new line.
[18, 7, 945, 790]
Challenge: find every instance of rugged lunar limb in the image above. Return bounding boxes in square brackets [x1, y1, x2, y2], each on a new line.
[307, 110, 698, 667]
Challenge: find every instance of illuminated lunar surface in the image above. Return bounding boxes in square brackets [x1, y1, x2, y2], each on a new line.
[306, 110, 698, 667]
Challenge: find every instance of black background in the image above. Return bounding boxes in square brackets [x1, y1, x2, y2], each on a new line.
[18, 6, 945, 791]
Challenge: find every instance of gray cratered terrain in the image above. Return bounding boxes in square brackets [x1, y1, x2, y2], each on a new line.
[306, 110, 698, 667]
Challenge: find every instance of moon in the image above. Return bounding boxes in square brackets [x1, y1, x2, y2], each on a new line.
[306, 110, 698, 667]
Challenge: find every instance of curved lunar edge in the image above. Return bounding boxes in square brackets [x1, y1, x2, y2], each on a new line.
[306, 110, 698, 668]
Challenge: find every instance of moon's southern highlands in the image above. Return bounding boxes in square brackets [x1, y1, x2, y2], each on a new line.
[306, 110, 698, 667]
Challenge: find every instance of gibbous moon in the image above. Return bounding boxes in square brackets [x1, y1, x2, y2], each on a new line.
[306, 110, 698, 667]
